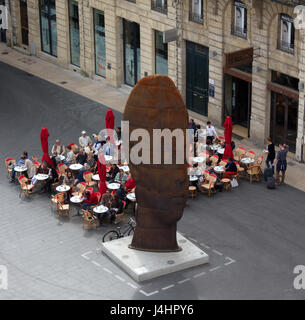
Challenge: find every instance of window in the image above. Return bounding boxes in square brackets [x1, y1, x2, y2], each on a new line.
[151, 0, 167, 14]
[39, 0, 57, 56]
[232, 1, 247, 39]
[94, 9, 106, 77]
[189, 0, 203, 24]
[155, 30, 168, 76]
[69, 0, 80, 67]
[278, 14, 295, 54]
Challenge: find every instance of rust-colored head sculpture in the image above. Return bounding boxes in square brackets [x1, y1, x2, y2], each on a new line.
[124, 75, 188, 252]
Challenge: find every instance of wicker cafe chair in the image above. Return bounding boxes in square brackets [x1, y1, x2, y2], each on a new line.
[50, 192, 65, 211]
[210, 155, 219, 167]
[201, 174, 217, 197]
[18, 175, 34, 198]
[5, 157, 16, 179]
[234, 147, 246, 162]
[188, 186, 197, 199]
[247, 165, 261, 183]
[57, 163, 67, 177]
[82, 209, 99, 230]
[53, 192, 69, 217]
[234, 162, 244, 180]
[83, 171, 97, 187]
[246, 150, 256, 159]
[255, 156, 264, 166]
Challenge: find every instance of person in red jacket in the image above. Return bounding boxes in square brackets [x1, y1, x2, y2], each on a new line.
[125, 174, 136, 194]
[82, 190, 98, 210]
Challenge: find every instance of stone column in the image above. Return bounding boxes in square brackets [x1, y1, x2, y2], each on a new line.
[55, 0, 69, 67]
[297, 29, 305, 162]
[27, 0, 40, 54]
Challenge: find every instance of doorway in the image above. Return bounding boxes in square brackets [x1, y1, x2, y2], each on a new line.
[123, 19, 140, 86]
[224, 75, 252, 138]
[270, 92, 298, 153]
[186, 41, 209, 116]
[0, 0, 6, 42]
[20, 0, 29, 46]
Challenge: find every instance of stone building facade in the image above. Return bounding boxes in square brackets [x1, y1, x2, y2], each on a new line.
[3, 0, 305, 161]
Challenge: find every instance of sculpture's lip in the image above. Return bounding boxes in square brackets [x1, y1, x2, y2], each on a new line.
[128, 244, 182, 253]
[135, 74, 176, 88]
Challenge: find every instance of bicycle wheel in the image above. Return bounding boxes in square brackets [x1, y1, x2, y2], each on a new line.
[103, 230, 120, 242]
[127, 226, 135, 236]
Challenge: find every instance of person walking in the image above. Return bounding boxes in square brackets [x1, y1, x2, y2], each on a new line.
[275, 144, 289, 185]
[206, 121, 218, 145]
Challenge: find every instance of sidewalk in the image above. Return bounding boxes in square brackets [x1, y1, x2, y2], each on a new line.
[1, 43, 305, 192]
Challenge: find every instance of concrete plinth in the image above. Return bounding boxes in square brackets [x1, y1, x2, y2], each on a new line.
[101, 233, 209, 282]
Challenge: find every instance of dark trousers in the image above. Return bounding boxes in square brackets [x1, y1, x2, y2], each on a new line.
[266, 159, 274, 174]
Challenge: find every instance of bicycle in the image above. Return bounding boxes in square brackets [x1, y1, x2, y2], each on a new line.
[101, 217, 136, 242]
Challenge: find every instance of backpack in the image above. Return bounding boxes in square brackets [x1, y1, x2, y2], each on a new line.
[267, 177, 276, 189]
[264, 168, 273, 181]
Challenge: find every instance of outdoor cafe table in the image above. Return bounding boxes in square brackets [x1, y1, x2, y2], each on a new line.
[69, 163, 83, 171]
[126, 193, 136, 202]
[214, 166, 225, 178]
[92, 174, 100, 181]
[56, 155, 65, 161]
[14, 166, 27, 173]
[70, 195, 84, 217]
[34, 173, 49, 181]
[210, 144, 220, 152]
[193, 157, 206, 163]
[119, 166, 130, 172]
[217, 148, 225, 155]
[240, 157, 255, 165]
[107, 183, 120, 190]
[189, 175, 199, 182]
[93, 205, 108, 215]
[56, 185, 71, 193]
[104, 155, 112, 162]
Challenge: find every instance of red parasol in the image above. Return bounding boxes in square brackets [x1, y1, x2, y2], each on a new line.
[105, 108, 115, 143]
[98, 153, 107, 196]
[40, 127, 54, 168]
[222, 116, 233, 161]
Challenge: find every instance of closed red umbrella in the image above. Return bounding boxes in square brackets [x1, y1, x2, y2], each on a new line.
[105, 108, 115, 143]
[40, 127, 54, 168]
[222, 116, 233, 161]
[98, 153, 107, 196]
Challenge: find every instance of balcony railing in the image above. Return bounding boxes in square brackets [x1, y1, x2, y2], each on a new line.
[189, 11, 203, 24]
[231, 24, 247, 39]
[151, 0, 167, 14]
[278, 40, 295, 54]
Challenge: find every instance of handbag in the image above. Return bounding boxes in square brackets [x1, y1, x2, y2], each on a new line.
[230, 178, 239, 188]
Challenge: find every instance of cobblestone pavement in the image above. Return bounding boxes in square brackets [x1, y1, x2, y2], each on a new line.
[1, 61, 305, 300]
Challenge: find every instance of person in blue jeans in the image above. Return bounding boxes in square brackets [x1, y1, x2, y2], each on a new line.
[10, 151, 29, 182]
[265, 138, 275, 174]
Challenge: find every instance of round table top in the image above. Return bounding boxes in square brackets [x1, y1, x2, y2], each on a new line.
[56, 155, 65, 161]
[127, 193, 136, 201]
[241, 157, 255, 164]
[14, 166, 27, 172]
[210, 144, 220, 151]
[189, 175, 199, 181]
[93, 205, 108, 214]
[119, 166, 130, 172]
[92, 174, 100, 181]
[69, 164, 83, 170]
[214, 166, 225, 173]
[70, 195, 83, 203]
[193, 157, 206, 163]
[217, 148, 225, 155]
[56, 185, 71, 192]
[34, 173, 49, 180]
[107, 183, 120, 190]
[104, 155, 113, 162]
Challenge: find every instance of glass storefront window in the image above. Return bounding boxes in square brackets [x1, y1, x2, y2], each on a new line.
[155, 30, 168, 76]
[39, 0, 57, 56]
[69, 0, 80, 67]
[271, 71, 299, 91]
[94, 9, 106, 77]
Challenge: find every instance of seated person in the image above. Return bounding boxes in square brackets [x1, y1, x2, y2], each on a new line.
[79, 131, 92, 148]
[116, 184, 126, 201]
[85, 143, 96, 155]
[65, 145, 75, 165]
[75, 163, 90, 185]
[223, 157, 238, 180]
[114, 169, 128, 184]
[86, 153, 96, 171]
[37, 161, 49, 175]
[102, 137, 115, 156]
[63, 170, 75, 199]
[10, 151, 29, 182]
[76, 148, 88, 165]
[107, 164, 119, 182]
[45, 163, 59, 194]
[92, 134, 104, 152]
[125, 174, 136, 194]
[52, 139, 65, 157]
[109, 194, 123, 224]
[82, 190, 99, 210]
[94, 189, 112, 222]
